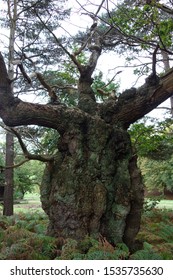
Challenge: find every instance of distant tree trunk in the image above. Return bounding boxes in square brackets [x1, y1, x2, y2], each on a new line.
[3, 132, 14, 216]
[3, 0, 17, 216]
[161, 50, 173, 116]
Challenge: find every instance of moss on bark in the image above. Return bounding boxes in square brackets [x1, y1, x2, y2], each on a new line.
[40, 120, 144, 248]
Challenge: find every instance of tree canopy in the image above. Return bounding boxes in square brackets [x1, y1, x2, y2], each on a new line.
[1, 0, 173, 129]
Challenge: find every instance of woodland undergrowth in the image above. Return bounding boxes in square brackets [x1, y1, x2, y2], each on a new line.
[0, 208, 173, 260]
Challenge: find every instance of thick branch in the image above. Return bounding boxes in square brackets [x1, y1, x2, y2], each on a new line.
[1, 99, 88, 133]
[0, 51, 88, 131]
[0, 52, 12, 104]
[2, 49, 173, 131]
[113, 69, 173, 127]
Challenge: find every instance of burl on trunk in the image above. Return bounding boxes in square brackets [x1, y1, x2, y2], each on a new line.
[40, 116, 144, 249]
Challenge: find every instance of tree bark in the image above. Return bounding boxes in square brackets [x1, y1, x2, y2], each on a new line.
[161, 50, 173, 116]
[1, 51, 173, 249]
[40, 119, 144, 250]
[3, 132, 14, 216]
[2, 0, 18, 216]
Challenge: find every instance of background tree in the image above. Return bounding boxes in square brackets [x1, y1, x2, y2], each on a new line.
[130, 117, 173, 194]
[2, 0, 17, 216]
[14, 160, 44, 199]
[1, 0, 173, 251]
[0, 0, 70, 215]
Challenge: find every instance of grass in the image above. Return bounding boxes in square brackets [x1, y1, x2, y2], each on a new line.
[14, 193, 44, 214]
[156, 200, 173, 210]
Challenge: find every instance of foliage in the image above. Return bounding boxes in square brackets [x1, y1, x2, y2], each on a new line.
[41, 64, 79, 105]
[1, 208, 173, 259]
[130, 242, 162, 260]
[0, 0, 71, 102]
[136, 208, 173, 259]
[13, 161, 44, 199]
[129, 117, 173, 160]
[56, 236, 129, 260]
[143, 196, 162, 212]
[129, 117, 173, 194]
[0, 211, 57, 260]
[140, 157, 173, 193]
[34, 128, 60, 155]
[107, 1, 173, 74]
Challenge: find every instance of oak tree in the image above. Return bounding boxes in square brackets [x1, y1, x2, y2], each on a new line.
[1, 0, 173, 250]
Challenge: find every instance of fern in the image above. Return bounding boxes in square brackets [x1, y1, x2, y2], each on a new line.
[130, 249, 162, 260]
[85, 250, 117, 260]
[130, 243, 162, 260]
[158, 223, 173, 243]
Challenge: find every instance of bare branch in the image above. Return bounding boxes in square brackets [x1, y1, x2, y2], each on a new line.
[0, 159, 30, 170]
[18, 63, 32, 84]
[35, 72, 58, 102]
[10, 127, 54, 163]
[7, 0, 13, 21]
[73, 33, 93, 56]
[35, 11, 82, 72]
[95, 0, 106, 16]
[103, 71, 122, 88]
[156, 106, 171, 111]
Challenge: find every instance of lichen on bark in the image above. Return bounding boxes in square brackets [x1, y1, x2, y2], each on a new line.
[40, 117, 144, 248]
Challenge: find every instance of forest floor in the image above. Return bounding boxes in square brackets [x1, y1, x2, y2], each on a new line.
[1, 193, 173, 259]
[157, 200, 173, 209]
[14, 193, 43, 214]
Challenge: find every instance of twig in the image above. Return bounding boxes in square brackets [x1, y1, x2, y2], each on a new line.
[156, 106, 171, 111]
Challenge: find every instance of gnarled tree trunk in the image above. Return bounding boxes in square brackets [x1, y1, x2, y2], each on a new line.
[1, 50, 173, 250]
[40, 121, 144, 249]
